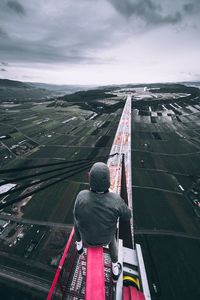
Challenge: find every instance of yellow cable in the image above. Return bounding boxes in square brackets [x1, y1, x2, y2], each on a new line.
[123, 275, 140, 290]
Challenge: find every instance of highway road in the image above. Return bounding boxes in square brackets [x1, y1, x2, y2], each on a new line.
[135, 229, 200, 240]
[132, 185, 183, 195]
[0, 214, 72, 229]
[132, 149, 200, 156]
[0, 263, 51, 293]
[0, 249, 55, 274]
[134, 167, 194, 177]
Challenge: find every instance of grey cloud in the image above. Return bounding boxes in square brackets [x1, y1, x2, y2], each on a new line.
[0, 0, 121, 65]
[0, 0, 199, 69]
[183, 3, 194, 13]
[0, 68, 6, 72]
[108, 0, 158, 18]
[183, 1, 200, 14]
[0, 30, 114, 65]
[7, 0, 25, 15]
[0, 27, 8, 37]
[108, 0, 182, 26]
[0, 40, 97, 64]
[148, 12, 182, 26]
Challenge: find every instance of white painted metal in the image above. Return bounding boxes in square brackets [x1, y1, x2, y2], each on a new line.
[123, 266, 139, 277]
[123, 247, 138, 266]
[136, 244, 152, 300]
[115, 239, 123, 300]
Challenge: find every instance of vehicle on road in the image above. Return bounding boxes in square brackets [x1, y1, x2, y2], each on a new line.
[193, 199, 200, 207]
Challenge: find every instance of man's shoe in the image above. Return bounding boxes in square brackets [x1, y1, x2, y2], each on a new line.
[76, 241, 83, 255]
[112, 262, 122, 282]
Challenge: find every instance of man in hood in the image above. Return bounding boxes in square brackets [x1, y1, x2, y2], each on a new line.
[73, 162, 131, 281]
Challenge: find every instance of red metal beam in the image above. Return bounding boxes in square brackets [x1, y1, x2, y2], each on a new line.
[47, 227, 74, 300]
[85, 247, 105, 300]
[85, 98, 131, 300]
[123, 286, 145, 300]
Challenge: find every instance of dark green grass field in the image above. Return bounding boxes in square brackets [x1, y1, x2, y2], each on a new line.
[133, 188, 199, 234]
[0, 100, 121, 223]
[0, 86, 200, 299]
[132, 97, 200, 300]
[136, 235, 200, 300]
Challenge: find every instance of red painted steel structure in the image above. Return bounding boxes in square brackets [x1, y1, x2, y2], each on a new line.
[123, 287, 145, 300]
[47, 228, 75, 300]
[85, 95, 134, 300]
[85, 247, 105, 300]
[47, 95, 143, 300]
[84, 96, 133, 300]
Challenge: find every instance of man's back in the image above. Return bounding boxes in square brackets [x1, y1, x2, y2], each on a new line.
[74, 189, 131, 245]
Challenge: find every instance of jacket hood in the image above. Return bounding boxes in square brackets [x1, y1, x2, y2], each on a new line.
[89, 162, 110, 192]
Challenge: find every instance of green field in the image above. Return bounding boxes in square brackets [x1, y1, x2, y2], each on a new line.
[0, 98, 122, 223]
[0, 84, 200, 299]
[132, 88, 200, 300]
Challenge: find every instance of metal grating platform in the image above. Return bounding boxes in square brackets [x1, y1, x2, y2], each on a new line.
[52, 243, 114, 300]
[67, 248, 113, 299]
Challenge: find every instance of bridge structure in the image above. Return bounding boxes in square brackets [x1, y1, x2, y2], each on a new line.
[47, 95, 151, 300]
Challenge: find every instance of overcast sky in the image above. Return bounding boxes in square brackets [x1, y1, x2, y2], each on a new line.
[0, 0, 200, 85]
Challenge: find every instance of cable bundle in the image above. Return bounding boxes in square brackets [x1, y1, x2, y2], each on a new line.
[0, 153, 119, 210]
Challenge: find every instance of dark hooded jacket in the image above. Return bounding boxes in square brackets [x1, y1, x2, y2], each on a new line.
[73, 162, 131, 245]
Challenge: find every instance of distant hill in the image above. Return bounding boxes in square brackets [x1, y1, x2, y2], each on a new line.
[0, 79, 89, 102]
[1, 79, 199, 103]
[59, 89, 117, 102]
[0, 79, 30, 89]
[0, 78, 53, 102]
[149, 83, 200, 94]
[182, 81, 200, 89]
[28, 82, 92, 94]
[99, 82, 200, 91]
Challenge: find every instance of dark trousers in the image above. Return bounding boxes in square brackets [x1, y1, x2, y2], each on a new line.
[74, 222, 118, 263]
